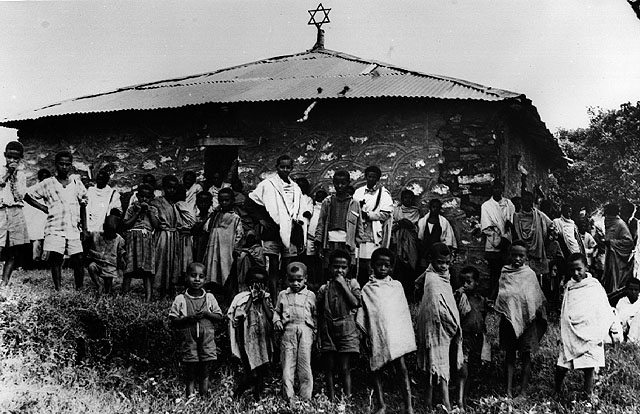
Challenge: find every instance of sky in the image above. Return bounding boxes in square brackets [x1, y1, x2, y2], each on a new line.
[1, 0, 639, 143]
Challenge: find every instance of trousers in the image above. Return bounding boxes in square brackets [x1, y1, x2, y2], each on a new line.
[280, 323, 314, 400]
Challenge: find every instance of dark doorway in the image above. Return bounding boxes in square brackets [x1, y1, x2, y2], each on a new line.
[204, 145, 238, 183]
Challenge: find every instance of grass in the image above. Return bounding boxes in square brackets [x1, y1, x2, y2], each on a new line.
[1, 269, 640, 413]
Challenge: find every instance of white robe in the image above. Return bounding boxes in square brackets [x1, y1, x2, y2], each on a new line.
[480, 197, 515, 252]
[86, 185, 121, 232]
[417, 213, 458, 249]
[248, 173, 304, 250]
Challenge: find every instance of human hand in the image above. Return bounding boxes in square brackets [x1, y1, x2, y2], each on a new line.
[362, 211, 370, 221]
[274, 320, 284, 332]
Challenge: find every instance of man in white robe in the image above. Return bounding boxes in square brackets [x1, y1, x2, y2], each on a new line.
[86, 169, 121, 233]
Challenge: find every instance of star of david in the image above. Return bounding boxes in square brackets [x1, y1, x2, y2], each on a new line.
[308, 3, 331, 28]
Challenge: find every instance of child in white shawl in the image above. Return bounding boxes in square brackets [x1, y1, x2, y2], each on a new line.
[356, 248, 416, 414]
[555, 253, 618, 397]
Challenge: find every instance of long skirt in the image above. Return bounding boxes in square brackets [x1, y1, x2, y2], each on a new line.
[153, 230, 180, 291]
[125, 229, 154, 276]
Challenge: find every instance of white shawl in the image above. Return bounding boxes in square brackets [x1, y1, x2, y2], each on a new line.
[354, 185, 393, 246]
[417, 213, 458, 248]
[481, 197, 515, 250]
[249, 173, 303, 249]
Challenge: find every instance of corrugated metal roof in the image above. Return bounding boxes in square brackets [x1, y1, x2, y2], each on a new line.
[1, 48, 524, 124]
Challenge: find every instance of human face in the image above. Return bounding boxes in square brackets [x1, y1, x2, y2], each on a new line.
[333, 176, 349, 195]
[461, 273, 478, 292]
[491, 184, 503, 200]
[562, 206, 573, 219]
[186, 266, 206, 290]
[287, 272, 306, 293]
[429, 202, 441, 216]
[521, 196, 534, 212]
[626, 283, 640, 304]
[55, 156, 73, 179]
[4, 149, 21, 169]
[96, 171, 110, 188]
[510, 245, 527, 268]
[183, 174, 196, 189]
[103, 216, 118, 237]
[137, 188, 153, 204]
[163, 179, 179, 200]
[218, 193, 233, 210]
[432, 254, 450, 273]
[276, 159, 293, 181]
[249, 273, 268, 296]
[401, 193, 413, 207]
[211, 172, 223, 188]
[196, 195, 212, 215]
[365, 171, 380, 189]
[372, 255, 392, 279]
[568, 259, 587, 282]
[330, 257, 350, 279]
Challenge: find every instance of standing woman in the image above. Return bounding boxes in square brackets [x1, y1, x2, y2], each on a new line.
[150, 175, 183, 298]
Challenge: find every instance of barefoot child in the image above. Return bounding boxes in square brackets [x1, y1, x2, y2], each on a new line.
[24, 151, 88, 291]
[122, 183, 158, 301]
[356, 248, 415, 414]
[86, 215, 126, 295]
[495, 240, 547, 397]
[555, 253, 617, 397]
[317, 249, 361, 400]
[228, 267, 274, 399]
[415, 242, 462, 411]
[0, 141, 30, 287]
[454, 265, 488, 407]
[169, 262, 224, 397]
[273, 262, 317, 401]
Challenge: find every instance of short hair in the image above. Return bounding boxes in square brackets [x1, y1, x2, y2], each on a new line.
[196, 191, 213, 200]
[561, 204, 572, 215]
[183, 171, 196, 181]
[276, 155, 293, 166]
[521, 191, 534, 201]
[141, 173, 156, 186]
[5, 141, 23, 156]
[492, 179, 504, 188]
[286, 261, 308, 276]
[218, 187, 235, 198]
[55, 151, 73, 163]
[187, 262, 206, 274]
[329, 248, 352, 265]
[429, 198, 442, 208]
[604, 203, 620, 216]
[511, 240, 528, 250]
[246, 266, 269, 285]
[315, 189, 328, 201]
[103, 214, 120, 231]
[371, 247, 394, 264]
[137, 183, 153, 195]
[626, 278, 640, 289]
[400, 189, 414, 199]
[429, 242, 450, 258]
[364, 165, 382, 178]
[333, 170, 350, 182]
[161, 175, 179, 187]
[566, 252, 587, 267]
[37, 168, 52, 181]
[295, 177, 310, 195]
[460, 266, 480, 281]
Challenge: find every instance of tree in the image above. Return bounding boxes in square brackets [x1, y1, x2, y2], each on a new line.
[556, 101, 640, 211]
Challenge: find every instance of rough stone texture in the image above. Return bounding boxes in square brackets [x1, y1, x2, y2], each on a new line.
[16, 97, 560, 282]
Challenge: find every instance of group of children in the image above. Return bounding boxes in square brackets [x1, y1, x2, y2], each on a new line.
[0, 142, 634, 410]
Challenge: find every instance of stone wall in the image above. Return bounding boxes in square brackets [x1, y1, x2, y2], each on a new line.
[17, 97, 559, 279]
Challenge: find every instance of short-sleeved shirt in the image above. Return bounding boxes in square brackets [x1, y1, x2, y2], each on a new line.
[0, 166, 27, 207]
[28, 176, 87, 238]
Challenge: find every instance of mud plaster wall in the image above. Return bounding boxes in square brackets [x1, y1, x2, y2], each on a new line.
[16, 98, 558, 280]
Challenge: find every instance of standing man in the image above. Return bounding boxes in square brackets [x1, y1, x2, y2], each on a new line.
[513, 191, 553, 278]
[603, 203, 635, 296]
[353, 165, 393, 287]
[86, 168, 121, 233]
[480, 179, 515, 300]
[25, 151, 88, 291]
[246, 155, 309, 300]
